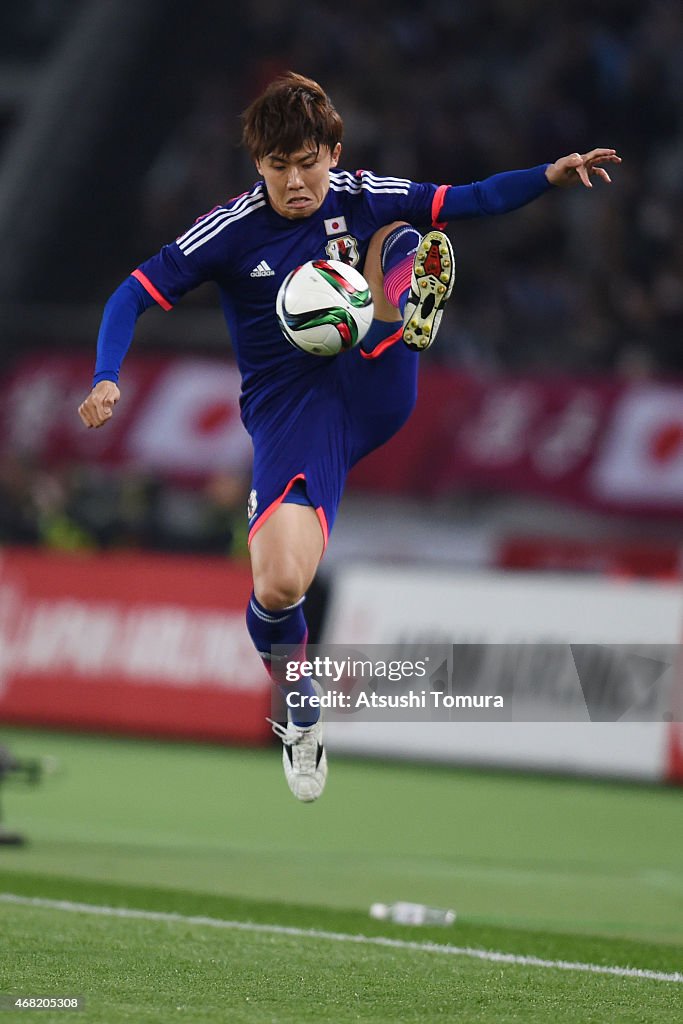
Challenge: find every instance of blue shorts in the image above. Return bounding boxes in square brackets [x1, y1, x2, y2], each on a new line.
[247, 321, 417, 547]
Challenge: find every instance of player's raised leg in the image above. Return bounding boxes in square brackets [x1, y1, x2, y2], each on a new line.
[401, 230, 455, 351]
[364, 222, 455, 352]
[247, 502, 328, 802]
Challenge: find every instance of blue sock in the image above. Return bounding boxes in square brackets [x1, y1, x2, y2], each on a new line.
[381, 225, 421, 317]
[246, 592, 319, 727]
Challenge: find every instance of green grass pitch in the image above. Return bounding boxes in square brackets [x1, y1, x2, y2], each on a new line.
[0, 727, 681, 1023]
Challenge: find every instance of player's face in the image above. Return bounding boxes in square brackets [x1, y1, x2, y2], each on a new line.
[256, 144, 341, 219]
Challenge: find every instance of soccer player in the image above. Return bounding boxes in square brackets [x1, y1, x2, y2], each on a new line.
[78, 73, 620, 803]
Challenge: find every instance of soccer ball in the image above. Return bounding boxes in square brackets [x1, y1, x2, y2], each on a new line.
[276, 259, 374, 356]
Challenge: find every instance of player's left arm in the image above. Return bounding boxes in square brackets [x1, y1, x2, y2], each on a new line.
[435, 148, 621, 221]
[544, 148, 621, 188]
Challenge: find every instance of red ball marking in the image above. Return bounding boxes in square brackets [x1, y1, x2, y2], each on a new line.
[337, 323, 353, 347]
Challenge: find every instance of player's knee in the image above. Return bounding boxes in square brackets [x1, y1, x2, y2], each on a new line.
[253, 568, 307, 611]
[365, 221, 410, 282]
[379, 224, 421, 273]
[371, 220, 410, 248]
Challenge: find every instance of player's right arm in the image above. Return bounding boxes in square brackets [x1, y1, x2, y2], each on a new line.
[78, 379, 121, 429]
[78, 275, 155, 428]
[78, 211, 227, 429]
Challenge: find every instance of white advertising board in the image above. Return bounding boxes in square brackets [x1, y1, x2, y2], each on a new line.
[322, 568, 683, 780]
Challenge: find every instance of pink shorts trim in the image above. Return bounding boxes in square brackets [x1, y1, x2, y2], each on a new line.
[248, 473, 329, 551]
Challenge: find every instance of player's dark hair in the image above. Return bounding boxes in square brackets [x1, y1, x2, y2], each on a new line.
[241, 72, 343, 161]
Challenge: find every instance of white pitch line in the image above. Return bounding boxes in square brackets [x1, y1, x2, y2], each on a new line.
[1, 893, 681, 985]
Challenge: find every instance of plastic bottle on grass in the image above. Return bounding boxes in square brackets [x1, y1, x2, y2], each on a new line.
[370, 901, 456, 926]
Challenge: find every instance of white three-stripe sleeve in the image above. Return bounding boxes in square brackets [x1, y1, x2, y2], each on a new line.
[179, 196, 266, 255]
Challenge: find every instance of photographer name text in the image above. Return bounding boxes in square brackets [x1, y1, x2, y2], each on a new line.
[285, 690, 504, 710]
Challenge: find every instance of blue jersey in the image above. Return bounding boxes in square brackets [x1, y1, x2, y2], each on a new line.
[133, 169, 443, 428]
[94, 161, 551, 544]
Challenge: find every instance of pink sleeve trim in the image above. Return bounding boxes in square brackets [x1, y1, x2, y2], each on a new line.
[131, 269, 173, 311]
[431, 184, 450, 228]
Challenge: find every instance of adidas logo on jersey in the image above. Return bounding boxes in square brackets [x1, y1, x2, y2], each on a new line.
[250, 260, 275, 277]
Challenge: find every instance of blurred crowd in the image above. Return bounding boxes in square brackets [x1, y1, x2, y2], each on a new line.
[2, 1, 681, 375]
[138, 0, 683, 375]
[0, 454, 250, 557]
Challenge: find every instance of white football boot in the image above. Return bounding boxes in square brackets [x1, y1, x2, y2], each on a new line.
[402, 229, 455, 351]
[268, 681, 327, 803]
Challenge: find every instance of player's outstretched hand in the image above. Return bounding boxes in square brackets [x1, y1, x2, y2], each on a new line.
[78, 380, 120, 429]
[545, 149, 621, 189]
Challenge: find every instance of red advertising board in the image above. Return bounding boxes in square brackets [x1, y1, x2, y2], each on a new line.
[497, 536, 681, 579]
[667, 726, 683, 783]
[350, 374, 683, 516]
[5, 351, 683, 514]
[0, 352, 252, 479]
[0, 548, 270, 744]
[667, 663, 683, 783]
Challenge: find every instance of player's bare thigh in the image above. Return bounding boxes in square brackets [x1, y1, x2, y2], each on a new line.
[250, 502, 324, 610]
[363, 221, 410, 322]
